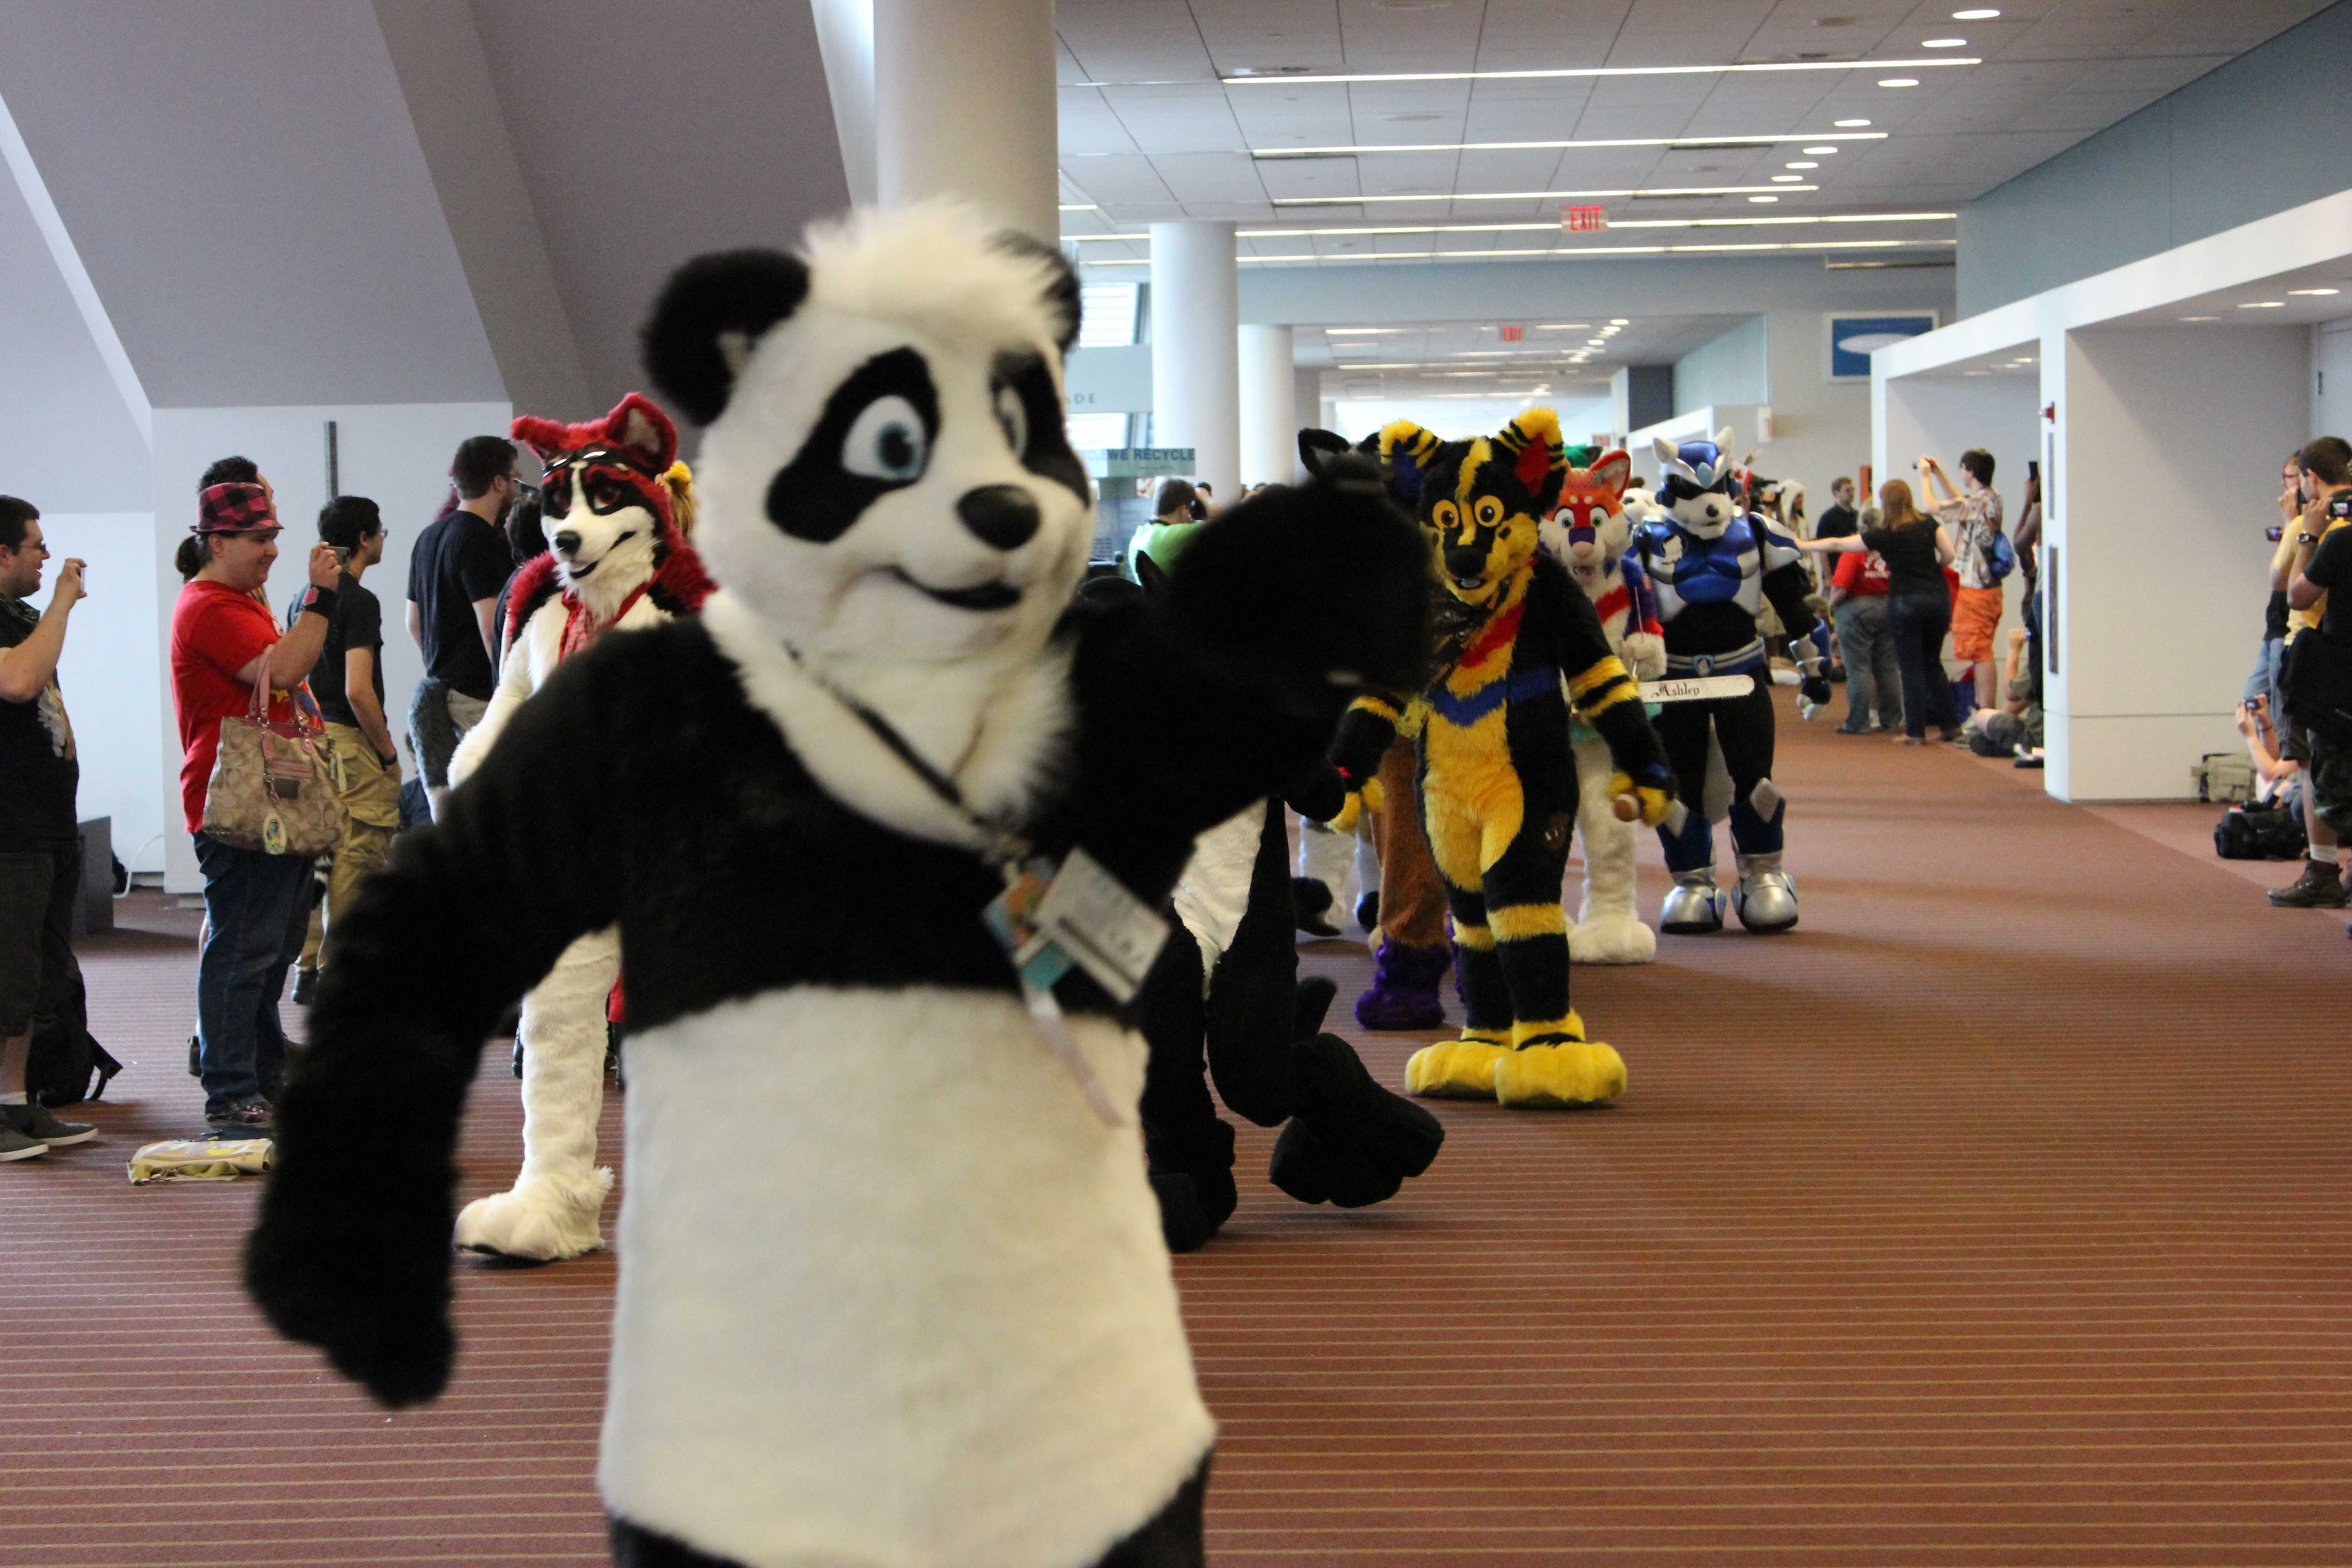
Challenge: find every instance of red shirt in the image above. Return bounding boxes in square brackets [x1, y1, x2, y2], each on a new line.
[170, 580, 305, 835]
[1831, 549, 1891, 597]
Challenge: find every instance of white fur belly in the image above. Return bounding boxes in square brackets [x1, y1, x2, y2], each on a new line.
[598, 987, 1215, 1568]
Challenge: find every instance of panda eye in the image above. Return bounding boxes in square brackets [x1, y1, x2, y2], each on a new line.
[842, 395, 929, 483]
[994, 385, 1028, 455]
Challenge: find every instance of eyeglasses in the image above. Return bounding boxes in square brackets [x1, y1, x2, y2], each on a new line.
[3, 539, 51, 556]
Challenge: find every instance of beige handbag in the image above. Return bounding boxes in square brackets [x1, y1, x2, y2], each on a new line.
[201, 669, 340, 856]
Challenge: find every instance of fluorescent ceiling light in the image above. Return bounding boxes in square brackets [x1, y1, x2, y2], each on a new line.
[1252, 132, 1886, 158]
[1071, 213, 1954, 244]
[2239, 300, 2285, 309]
[1786, 161, 1819, 169]
[1802, 146, 1840, 155]
[1953, 8, 2001, 18]
[1879, 78, 1920, 87]
[1325, 327, 1407, 333]
[1922, 38, 1968, 48]
[1058, 204, 1097, 211]
[1269, 184, 1814, 204]
[1834, 118, 1873, 127]
[2180, 315, 2220, 322]
[1221, 57, 1975, 86]
[1221, 238, 1955, 263]
[1538, 323, 1592, 328]
[2289, 288, 2341, 296]
[1772, 175, 1805, 183]
[1610, 318, 1630, 325]
[1749, 196, 1779, 203]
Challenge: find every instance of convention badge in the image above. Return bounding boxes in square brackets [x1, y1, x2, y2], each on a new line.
[981, 855, 1127, 1128]
[1640, 673, 1755, 704]
[1030, 846, 1170, 1005]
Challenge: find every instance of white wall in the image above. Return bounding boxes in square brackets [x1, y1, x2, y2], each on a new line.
[1674, 316, 1768, 409]
[150, 400, 510, 890]
[2049, 327, 2307, 800]
[1881, 369, 2044, 664]
[2317, 318, 2352, 440]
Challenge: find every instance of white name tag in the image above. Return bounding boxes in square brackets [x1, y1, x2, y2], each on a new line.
[1641, 674, 1756, 704]
[1031, 846, 1169, 1004]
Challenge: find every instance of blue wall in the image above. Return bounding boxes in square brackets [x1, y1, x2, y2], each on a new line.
[1957, 0, 2352, 316]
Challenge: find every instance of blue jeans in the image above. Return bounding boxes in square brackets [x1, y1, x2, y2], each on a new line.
[1833, 596, 1903, 732]
[1885, 592, 1959, 740]
[193, 833, 314, 1118]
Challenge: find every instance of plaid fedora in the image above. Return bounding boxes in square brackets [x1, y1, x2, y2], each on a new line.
[196, 482, 277, 534]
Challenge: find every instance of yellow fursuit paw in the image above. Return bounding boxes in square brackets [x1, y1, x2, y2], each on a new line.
[1404, 1040, 1510, 1099]
[1493, 1041, 1627, 1107]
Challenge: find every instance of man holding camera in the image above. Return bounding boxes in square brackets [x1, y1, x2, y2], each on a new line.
[2270, 436, 2352, 912]
[290, 496, 402, 995]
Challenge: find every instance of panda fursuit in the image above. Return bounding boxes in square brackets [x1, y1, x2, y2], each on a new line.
[243, 206, 1430, 1568]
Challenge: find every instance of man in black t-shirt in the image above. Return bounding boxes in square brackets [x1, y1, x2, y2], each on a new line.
[407, 435, 522, 813]
[1815, 476, 1858, 540]
[289, 497, 405, 998]
[0, 496, 98, 1159]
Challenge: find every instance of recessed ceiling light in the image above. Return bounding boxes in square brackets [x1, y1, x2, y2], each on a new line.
[1786, 161, 1819, 169]
[1953, 8, 2001, 18]
[1834, 118, 1873, 127]
[2289, 287, 2342, 296]
[1879, 78, 1920, 87]
[1802, 146, 1840, 155]
[1923, 38, 1967, 48]
[2239, 300, 2285, 309]
[1749, 195, 1780, 203]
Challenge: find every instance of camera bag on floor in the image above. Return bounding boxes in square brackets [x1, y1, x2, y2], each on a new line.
[2215, 801, 2307, 862]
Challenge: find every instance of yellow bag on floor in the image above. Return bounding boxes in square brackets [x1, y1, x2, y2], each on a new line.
[128, 1138, 275, 1184]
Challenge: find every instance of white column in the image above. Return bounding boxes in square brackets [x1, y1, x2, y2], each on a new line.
[1237, 324, 1294, 488]
[1150, 221, 1240, 498]
[872, 0, 1057, 243]
[1292, 366, 1324, 474]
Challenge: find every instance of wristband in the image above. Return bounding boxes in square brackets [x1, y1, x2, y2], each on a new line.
[303, 584, 339, 616]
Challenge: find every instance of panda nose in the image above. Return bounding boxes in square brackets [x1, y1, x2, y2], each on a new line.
[956, 485, 1039, 551]
[553, 530, 582, 557]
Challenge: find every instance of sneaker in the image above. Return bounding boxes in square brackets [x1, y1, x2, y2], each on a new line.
[3, 1102, 95, 1147]
[292, 967, 319, 1005]
[2267, 861, 2347, 908]
[207, 1097, 276, 1137]
[0, 1122, 47, 1162]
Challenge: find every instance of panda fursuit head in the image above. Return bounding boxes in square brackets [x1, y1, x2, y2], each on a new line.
[1630, 429, 1832, 936]
[242, 204, 1430, 1568]
[1324, 410, 1673, 1109]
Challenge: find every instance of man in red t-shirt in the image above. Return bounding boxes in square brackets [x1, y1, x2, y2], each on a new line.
[1829, 543, 1903, 735]
[171, 481, 343, 1133]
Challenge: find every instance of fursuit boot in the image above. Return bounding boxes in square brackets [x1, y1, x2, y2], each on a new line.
[1732, 850, 1800, 933]
[1269, 1032, 1444, 1208]
[1291, 876, 1342, 939]
[1145, 1115, 1237, 1253]
[1659, 867, 1727, 935]
[1354, 938, 1448, 1030]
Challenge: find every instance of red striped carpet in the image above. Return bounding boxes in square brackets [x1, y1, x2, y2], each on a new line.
[6, 690, 2349, 1567]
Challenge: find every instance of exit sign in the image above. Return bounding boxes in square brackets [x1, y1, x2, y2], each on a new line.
[1499, 324, 1524, 343]
[1561, 204, 1609, 233]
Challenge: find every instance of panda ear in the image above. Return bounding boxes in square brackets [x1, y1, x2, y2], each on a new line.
[641, 250, 812, 427]
[990, 231, 1083, 357]
[1298, 427, 1349, 479]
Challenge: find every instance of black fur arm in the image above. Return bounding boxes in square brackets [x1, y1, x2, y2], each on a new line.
[1065, 460, 1428, 893]
[245, 647, 630, 1407]
[1540, 564, 1672, 815]
[1761, 558, 1823, 644]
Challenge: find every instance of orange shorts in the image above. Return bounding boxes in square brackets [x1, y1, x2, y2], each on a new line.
[1951, 585, 2003, 663]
